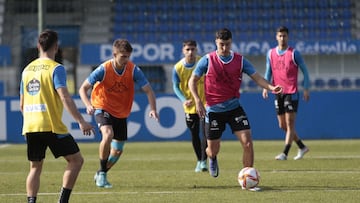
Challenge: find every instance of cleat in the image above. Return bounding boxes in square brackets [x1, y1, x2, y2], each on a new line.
[195, 161, 201, 172]
[275, 153, 287, 160]
[200, 160, 208, 172]
[95, 171, 113, 188]
[294, 147, 309, 160]
[209, 157, 219, 177]
[242, 186, 261, 192]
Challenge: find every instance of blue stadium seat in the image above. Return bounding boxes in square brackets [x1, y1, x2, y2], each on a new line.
[355, 78, 360, 88]
[327, 78, 339, 88]
[314, 78, 326, 89]
[341, 78, 352, 88]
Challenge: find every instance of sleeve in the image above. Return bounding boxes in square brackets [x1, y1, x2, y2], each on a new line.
[53, 65, 67, 89]
[264, 50, 273, 82]
[87, 65, 105, 85]
[133, 66, 149, 88]
[172, 67, 186, 102]
[242, 58, 257, 76]
[193, 55, 208, 77]
[294, 50, 310, 90]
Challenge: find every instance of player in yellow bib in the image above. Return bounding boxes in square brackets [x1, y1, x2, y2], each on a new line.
[172, 40, 208, 172]
[20, 29, 94, 203]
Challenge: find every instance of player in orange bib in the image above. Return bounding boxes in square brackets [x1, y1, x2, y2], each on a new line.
[79, 39, 159, 188]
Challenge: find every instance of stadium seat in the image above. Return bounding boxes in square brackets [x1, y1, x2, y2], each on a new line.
[327, 78, 340, 89]
[341, 78, 352, 88]
[314, 78, 326, 89]
[355, 78, 360, 88]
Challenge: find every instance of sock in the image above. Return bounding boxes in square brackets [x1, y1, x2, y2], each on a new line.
[58, 187, 72, 203]
[283, 144, 291, 156]
[100, 159, 108, 172]
[296, 140, 306, 149]
[27, 197, 36, 203]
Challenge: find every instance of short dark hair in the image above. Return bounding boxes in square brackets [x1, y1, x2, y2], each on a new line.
[182, 40, 197, 47]
[216, 28, 232, 40]
[113, 39, 133, 53]
[38, 29, 58, 52]
[276, 26, 289, 34]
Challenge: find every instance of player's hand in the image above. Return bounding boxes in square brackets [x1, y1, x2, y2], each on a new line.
[303, 90, 310, 101]
[272, 85, 283, 94]
[262, 89, 268, 99]
[149, 110, 159, 122]
[86, 105, 95, 115]
[79, 121, 95, 136]
[195, 101, 206, 118]
[183, 100, 193, 107]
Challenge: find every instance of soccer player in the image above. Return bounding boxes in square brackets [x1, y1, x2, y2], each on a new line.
[20, 29, 94, 203]
[262, 26, 310, 160]
[188, 28, 282, 191]
[79, 39, 159, 188]
[172, 40, 208, 172]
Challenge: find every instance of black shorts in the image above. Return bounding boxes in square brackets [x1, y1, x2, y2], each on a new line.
[26, 132, 80, 161]
[95, 110, 127, 141]
[205, 106, 251, 140]
[275, 93, 299, 115]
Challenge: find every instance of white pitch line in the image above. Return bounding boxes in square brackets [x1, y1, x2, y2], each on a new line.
[0, 144, 10, 148]
[0, 191, 201, 197]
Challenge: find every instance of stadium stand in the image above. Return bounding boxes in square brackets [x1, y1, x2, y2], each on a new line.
[0, 0, 359, 95]
[112, 0, 353, 43]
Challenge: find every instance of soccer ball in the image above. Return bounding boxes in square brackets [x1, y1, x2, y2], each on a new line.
[238, 167, 260, 189]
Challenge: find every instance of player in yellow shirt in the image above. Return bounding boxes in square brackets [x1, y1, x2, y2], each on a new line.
[172, 40, 207, 172]
[20, 29, 94, 203]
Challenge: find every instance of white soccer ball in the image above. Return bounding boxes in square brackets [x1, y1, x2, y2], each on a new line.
[238, 167, 260, 189]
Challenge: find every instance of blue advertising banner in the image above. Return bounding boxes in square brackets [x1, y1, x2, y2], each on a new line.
[80, 40, 360, 65]
[1, 92, 360, 143]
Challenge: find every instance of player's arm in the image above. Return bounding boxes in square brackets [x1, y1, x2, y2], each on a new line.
[243, 58, 282, 94]
[188, 56, 207, 117]
[262, 50, 273, 99]
[135, 66, 159, 121]
[294, 50, 310, 101]
[54, 66, 94, 135]
[78, 66, 105, 115]
[171, 68, 186, 102]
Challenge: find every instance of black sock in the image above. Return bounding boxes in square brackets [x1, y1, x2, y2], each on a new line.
[296, 140, 305, 149]
[283, 144, 291, 156]
[100, 159, 108, 172]
[58, 187, 72, 203]
[27, 196, 36, 203]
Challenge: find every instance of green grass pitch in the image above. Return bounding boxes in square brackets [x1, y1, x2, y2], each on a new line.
[1, 140, 360, 203]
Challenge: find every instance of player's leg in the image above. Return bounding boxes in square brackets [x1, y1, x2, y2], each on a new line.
[199, 117, 208, 171]
[106, 118, 127, 171]
[25, 133, 47, 203]
[59, 152, 83, 203]
[26, 160, 43, 203]
[186, 113, 203, 172]
[275, 94, 290, 160]
[49, 133, 83, 202]
[234, 129, 254, 167]
[206, 111, 226, 177]
[98, 125, 114, 171]
[107, 140, 124, 170]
